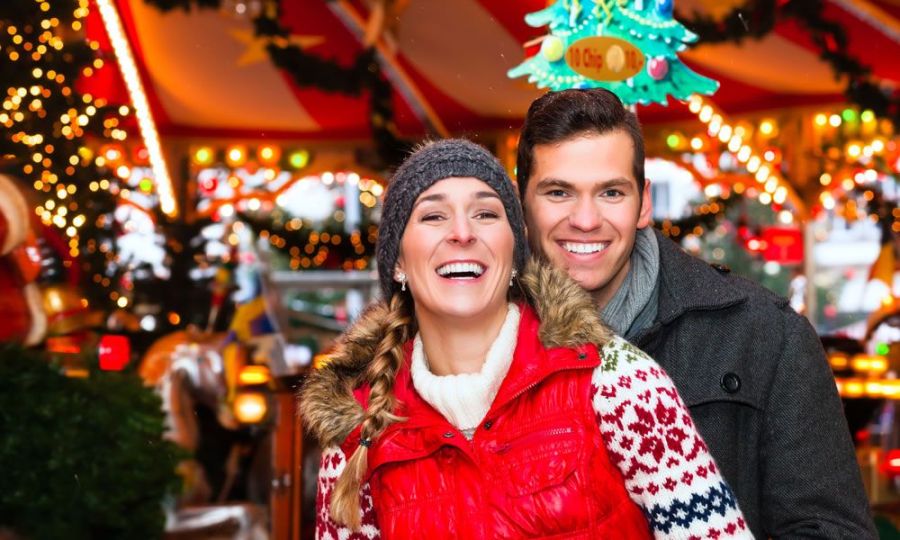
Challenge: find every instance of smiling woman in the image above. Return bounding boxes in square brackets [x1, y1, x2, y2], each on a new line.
[299, 138, 750, 540]
[396, 177, 516, 352]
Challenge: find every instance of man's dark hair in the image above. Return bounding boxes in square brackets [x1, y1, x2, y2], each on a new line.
[516, 88, 645, 201]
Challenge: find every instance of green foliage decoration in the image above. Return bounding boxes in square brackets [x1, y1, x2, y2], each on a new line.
[0, 344, 183, 540]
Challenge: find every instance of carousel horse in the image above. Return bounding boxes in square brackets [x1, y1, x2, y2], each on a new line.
[140, 330, 269, 540]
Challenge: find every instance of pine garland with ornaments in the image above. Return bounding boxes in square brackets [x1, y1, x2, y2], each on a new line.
[508, 0, 719, 105]
[144, 0, 412, 169]
[682, 0, 900, 127]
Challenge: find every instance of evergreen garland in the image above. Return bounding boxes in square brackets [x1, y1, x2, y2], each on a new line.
[143, 1, 900, 154]
[144, 0, 412, 168]
[682, 0, 900, 126]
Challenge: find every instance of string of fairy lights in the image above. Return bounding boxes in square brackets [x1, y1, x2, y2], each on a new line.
[686, 94, 802, 213]
[189, 143, 383, 271]
[1, 0, 130, 260]
[810, 109, 897, 227]
[663, 97, 900, 236]
[0, 0, 180, 317]
[95, 0, 176, 217]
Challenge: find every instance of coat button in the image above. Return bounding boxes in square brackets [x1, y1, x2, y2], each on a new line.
[442, 431, 455, 438]
[483, 420, 493, 430]
[720, 372, 741, 393]
[577, 352, 587, 360]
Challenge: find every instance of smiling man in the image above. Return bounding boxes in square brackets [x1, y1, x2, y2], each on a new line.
[517, 88, 876, 539]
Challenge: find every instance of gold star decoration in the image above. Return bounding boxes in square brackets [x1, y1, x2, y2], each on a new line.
[229, 29, 325, 67]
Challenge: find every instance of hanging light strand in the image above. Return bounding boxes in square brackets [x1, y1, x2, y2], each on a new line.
[94, 0, 177, 217]
[687, 94, 803, 216]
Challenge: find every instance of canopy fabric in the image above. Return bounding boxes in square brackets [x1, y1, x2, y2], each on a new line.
[86, 0, 900, 139]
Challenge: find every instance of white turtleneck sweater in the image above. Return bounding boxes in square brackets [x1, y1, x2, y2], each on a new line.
[409, 303, 520, 439]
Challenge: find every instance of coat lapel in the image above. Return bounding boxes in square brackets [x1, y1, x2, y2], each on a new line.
[652, 229, 748, 325]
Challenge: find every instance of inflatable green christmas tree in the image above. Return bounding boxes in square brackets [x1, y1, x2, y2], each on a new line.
[508, 0, 718, 106]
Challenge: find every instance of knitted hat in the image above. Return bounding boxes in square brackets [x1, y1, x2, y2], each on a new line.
[377, 138, 528, 300]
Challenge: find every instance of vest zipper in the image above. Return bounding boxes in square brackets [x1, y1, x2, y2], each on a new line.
[493, 426, 577, 454]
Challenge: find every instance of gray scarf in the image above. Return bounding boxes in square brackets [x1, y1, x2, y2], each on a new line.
[600, 227, 660, 339]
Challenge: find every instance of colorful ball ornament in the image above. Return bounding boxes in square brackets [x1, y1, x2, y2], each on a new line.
[139, 177, 154, 194]
[648, 57, 669, 80]
[541, 36, 565, 63]
[42, 283, 99, 336]
[200, 175, 219, 195]
[656, 0, 673, 18]
[606, 45, 625, 73]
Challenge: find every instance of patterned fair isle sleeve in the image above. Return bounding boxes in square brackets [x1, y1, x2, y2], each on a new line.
[315, 446, 381, 540]
[593, 336, 753, 540]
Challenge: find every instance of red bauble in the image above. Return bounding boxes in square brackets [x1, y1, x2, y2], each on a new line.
[99, 334, 131, 371]
[200, 176, 218, 194]
[648, 57, 669, 80]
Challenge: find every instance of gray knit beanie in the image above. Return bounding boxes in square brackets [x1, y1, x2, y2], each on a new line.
[377, 138, 529, 300]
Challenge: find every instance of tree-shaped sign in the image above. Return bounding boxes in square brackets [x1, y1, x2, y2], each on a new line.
[508, 0, 719, 105]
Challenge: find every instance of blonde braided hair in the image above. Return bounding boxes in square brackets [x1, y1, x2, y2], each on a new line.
[329, 293, 413, 529]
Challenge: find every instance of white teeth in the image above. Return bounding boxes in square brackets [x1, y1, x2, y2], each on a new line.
[563, 242, 607, 254]
[436, 262, 485, 277]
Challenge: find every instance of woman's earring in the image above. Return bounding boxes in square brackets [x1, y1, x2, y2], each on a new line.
[509, 269, 518, 287]
[395, 270, 407, 292]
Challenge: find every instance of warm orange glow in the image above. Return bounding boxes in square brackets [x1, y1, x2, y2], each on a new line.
[882, 381, 900, 398]
[95, 0, 176, 216]
[226, 145, 247, 167]
[842, 379, 864, 398]
[238, 365, 271, 386]
[851, 354, 888, 375]
[759, 119, 776, 136]
[829, 354, 849, 369]
[836, 377, 900, 398]
[193, 146, 214, 166]
[233, 392, 268, 424]
[257, 145, 281, 165]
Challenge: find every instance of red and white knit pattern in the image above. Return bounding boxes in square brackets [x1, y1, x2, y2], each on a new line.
[595, 336, 751, 539]
[315, 447, 380, 540]
[313, 337, 753, 540]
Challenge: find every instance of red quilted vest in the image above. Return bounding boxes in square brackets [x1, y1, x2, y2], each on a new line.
[342, 305, 652, 539]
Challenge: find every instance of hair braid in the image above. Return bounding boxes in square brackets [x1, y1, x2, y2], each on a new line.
[330, 293, 413, 529]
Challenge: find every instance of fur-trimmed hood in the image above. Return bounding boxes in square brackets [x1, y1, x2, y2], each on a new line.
[299, 258, 612, 447]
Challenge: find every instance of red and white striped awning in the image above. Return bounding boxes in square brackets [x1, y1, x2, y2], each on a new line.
[84, 0, 900, 139]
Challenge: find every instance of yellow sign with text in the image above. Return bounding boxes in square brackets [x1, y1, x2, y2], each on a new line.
[565, 36, 645, 81]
